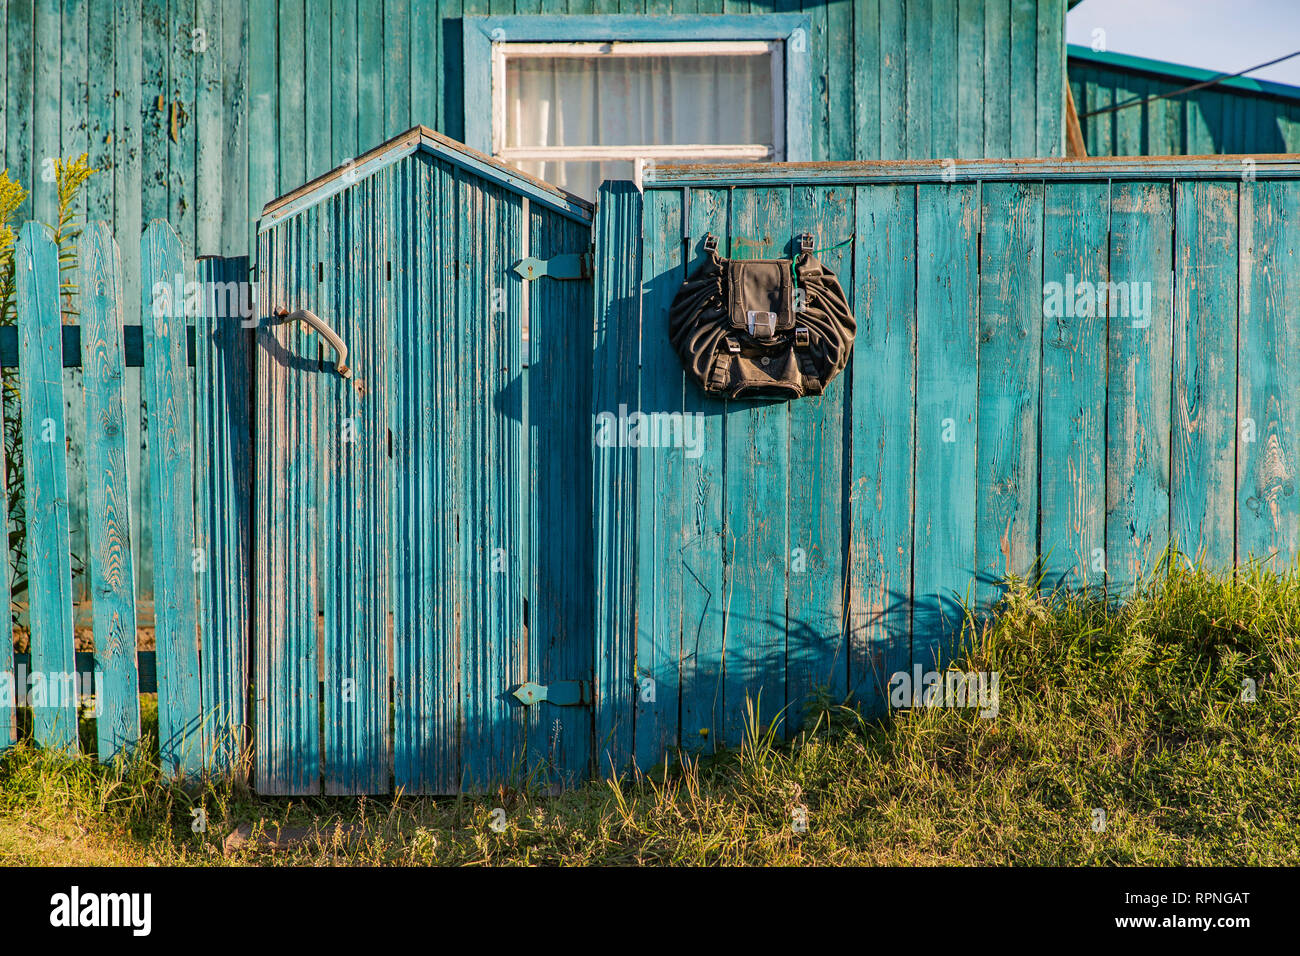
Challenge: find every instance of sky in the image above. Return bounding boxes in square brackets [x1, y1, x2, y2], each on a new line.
[1066, 0, 1300, 88]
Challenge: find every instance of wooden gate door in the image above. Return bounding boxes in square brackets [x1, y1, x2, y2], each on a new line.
[250, 128, 594, 795]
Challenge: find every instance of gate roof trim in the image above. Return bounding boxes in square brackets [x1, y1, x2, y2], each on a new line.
[645, 153, 1300, 187]
[259, 125, 593, 232]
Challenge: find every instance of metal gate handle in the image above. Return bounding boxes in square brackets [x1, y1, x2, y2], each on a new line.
[273, 306, 352, 378]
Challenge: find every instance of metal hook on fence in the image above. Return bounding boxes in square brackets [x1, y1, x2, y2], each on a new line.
[273, 306, 352, 378]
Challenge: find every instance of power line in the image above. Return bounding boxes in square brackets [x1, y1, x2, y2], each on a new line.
[1077, 48, 1300, 120]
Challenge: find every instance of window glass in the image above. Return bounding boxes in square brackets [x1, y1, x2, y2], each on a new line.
[501, 49, 778, 199]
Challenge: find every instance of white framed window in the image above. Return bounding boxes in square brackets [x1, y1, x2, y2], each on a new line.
[492, 40, 786, 200]
[464, 16, 813, 202]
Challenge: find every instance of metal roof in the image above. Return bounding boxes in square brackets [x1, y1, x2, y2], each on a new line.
[1069, 45, 1300, 103]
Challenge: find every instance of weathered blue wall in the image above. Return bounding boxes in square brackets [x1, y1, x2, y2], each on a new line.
[1070, 46, 1300, 156]
[3, 0, 1067, 260]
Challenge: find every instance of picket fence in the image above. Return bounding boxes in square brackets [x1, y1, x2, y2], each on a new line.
[0, 220, 250, 776]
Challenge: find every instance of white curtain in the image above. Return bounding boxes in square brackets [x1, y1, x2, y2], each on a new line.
[505, 53, 774, 200]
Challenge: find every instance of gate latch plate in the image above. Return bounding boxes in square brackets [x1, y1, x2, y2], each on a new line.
[512, 680, 592, 706]
[512, 252, 592, 281]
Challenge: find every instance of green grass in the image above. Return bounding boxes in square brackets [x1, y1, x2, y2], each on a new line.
[2, 561, 1299, 865]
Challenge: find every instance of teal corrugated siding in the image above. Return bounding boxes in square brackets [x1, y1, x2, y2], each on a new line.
[1070, 48, 1300, 155]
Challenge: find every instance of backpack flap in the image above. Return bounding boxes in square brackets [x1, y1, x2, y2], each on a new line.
[725, 260, 794, 337]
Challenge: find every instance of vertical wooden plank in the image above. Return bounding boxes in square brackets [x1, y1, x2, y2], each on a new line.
[878, 0, 905, 160]
[1087, 71, 1113, 158]
[140, 220, 201, 777]
[912, 182, 978, 670]
[84, 0, 114, 221]
[304, 0, 331, 181]
[277, 0, 305, 198]
[0, 378, 13, 751]
[220, 0, 247, 256]
[824, 0, 852, 160]
[383, 0, 411, 138]
[1106, 182, 1173, 594]
[906, 0, 932, 159]
[195, 253, 253, 772]
[1036, 0, 1063, 156]
[1237, 180, 1300, 566]
[247, 0, 276, 252]
[848, 183, 914, 715]
[79, 223, 141, 762]
[454, 174, 526, 789]
[15, 223, 77, 751]
[168, 0, 196, 249]
[356, 0, 383, 153]
[31, 0, 59, 225]
[526, 206, 596, 785]
[1040, 182, 1108, 590]
[982, 0, 1010, 158]
[955, 0, 983, 159]
[6, 0, 34, 223]
[114, 0, 146, 623]
[1114, 76, 1142, 156]
[1008, 0, 1036, 158]
[853, 0, 880, 160]
[438, 0, 462, 139]
[61, 0, 89, 624]
[592, 180, 642, 776]
[409, 0, 439, 127]
[975, 181, 1042, 606]
[254, 218, 320, 794]
[678, 187, 727, 751]
[1172, 181, 1237, 569]
[394, 156, 458, 792]
[723, 185, 790, 743]
[195, 0, 223, 255]
[631, 187, 684, 768]
[141, 0, 169, 225]
[0, 1, 5, 168]
[786, 183, 851, 727]
[331, 0, 358, 167]
[322, 177, 390, 795]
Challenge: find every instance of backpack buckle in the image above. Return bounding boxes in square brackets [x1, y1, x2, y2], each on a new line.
[794, 327, 810, 348]
[703, 234, 718, 253]
[799, 233, 814, 253]
[747, 310, 778, 339]
[725, 335, 741, 354]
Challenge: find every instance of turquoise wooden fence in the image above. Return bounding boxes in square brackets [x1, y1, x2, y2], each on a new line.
[7, 153, 1300, 793]
[593, 155, 1300, 774]
[0, 219, 251, 775]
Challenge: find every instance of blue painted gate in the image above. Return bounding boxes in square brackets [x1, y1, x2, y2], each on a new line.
[252, 129, 595, 795]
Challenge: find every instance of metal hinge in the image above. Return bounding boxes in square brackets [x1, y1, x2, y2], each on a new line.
[511, 250, 593, 281]
[512, 680, 592, 707]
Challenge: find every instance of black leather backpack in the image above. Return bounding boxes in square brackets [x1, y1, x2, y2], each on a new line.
[668, 233, 856, 400]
